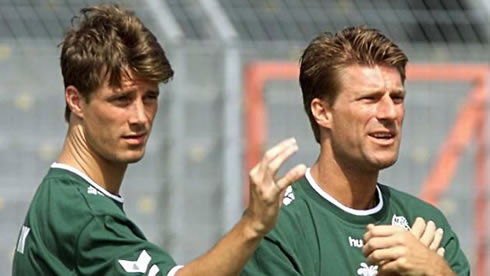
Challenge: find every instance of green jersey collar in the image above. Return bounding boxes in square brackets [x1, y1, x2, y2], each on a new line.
[51, 162, 124, 203]
[305, 168, 383, 216]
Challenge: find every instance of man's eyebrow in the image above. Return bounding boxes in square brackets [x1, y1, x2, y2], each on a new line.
[147, 89, 160, 95]
[114, 86, 135, 94]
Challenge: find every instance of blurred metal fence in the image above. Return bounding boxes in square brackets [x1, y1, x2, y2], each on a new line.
[0, 0, 488, 275]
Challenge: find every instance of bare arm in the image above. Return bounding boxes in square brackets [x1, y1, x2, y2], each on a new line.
[176, 138, 306, 276]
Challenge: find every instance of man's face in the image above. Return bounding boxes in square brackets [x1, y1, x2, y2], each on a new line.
[81, 77, 159, 165]
[327, 64, 405, 172]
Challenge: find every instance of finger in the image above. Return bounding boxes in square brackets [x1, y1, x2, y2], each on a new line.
[437, 247, 445, 257]
[430, 228, 444, 251]
[410, 217, 426, 239]
[249, 163, 259, 179]
[362, 236, 403, 257]
[364, 225, 405, 242]
[275, 164, 307, 190]
[250, 138, 297, 188]
[420, 220, 436, 246]
[365, 246, 405, 265]
[378, 259, 401, 274]
[262, 142, 299, 181]
[366, 224, 375, 231]
[258, 138, 297, 170]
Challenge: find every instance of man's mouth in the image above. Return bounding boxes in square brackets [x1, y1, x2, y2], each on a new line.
[369, 131, 397, 145]
[123, 133, 147, 145]
[370, 132, 394, 139]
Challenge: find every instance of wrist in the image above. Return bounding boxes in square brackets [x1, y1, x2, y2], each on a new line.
[432, 255, 456, 276]
[240, 210, 268, 241]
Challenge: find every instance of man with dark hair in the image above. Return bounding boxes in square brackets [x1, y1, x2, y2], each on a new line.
[12, 4, 306, 275]
[243, 26, 470, 275]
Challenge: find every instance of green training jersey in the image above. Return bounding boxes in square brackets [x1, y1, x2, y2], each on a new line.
[13, 163, 181, 276]
[243, 168, 470, 276]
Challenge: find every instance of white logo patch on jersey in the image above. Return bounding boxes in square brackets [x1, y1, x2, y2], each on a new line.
[119, 250, 152, 273]
[87, 186, 104, 196]
[348, 236, 364, 248]
[283, 186, 295, 206]
[391, 214, 410, 230]
[16, 225, 31, 254]
[148, 264, 160, 276]
[357, 262, 378, 276]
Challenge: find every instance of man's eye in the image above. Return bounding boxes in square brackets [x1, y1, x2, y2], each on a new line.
[361, 96, 376, 102]
[144, 93, 159, 102]
[112, 96, 130, 105]
[392, 95, 405, 103]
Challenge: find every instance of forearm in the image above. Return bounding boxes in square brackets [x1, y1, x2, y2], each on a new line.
[176, 215, 262, 276]
[428, 257, 457, 276]
[176, 138, 305, 276]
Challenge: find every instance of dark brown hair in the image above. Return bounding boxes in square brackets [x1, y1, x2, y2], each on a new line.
[60, 4, 173, 122]
[299, 26, 408, 143]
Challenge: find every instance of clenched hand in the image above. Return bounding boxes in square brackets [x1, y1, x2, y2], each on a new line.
[362, 218, 455, 276]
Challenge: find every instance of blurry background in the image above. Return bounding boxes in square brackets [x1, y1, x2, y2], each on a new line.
[0, 0, 488, 275]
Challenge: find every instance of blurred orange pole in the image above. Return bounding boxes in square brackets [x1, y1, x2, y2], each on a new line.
[419, 86, 482, 204]
[244, 62, 299, 204]
[474, 80, 488, 276]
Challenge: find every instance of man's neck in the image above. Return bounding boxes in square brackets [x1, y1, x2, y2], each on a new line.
[57, 125, 126, 195]
[311, 147, 379, 210]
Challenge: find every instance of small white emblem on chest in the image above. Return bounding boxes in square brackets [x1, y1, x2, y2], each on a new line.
[391, 214, 411, 230]
[357, 262, 378, 276]
[282, 186, 295, 206]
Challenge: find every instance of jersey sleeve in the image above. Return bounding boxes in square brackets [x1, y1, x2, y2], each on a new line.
[442, 225, 470, 276]
[242, 236, 302, 276]
[423, 205, 471, 276]
[76, 215, 179, 275]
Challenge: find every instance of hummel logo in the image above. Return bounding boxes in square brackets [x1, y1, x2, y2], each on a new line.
[348, 236, 364, 248]
[283, 186, 295, 206]
[87, 186, 103, 196]
[119, 250, 155, 273]
[357, 262, 378, 276]
[16, 225, 30, 254]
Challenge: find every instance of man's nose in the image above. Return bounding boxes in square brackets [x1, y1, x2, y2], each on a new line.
[376, 94, 397, 120]
[129, 100, 148, 125]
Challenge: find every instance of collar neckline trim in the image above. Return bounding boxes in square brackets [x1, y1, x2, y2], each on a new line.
[305, 168, 382, 216]
[51, 162, 124, 203]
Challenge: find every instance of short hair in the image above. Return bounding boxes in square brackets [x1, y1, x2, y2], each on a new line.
[60, 4, 174, 122]
[299, 26, 408, 143]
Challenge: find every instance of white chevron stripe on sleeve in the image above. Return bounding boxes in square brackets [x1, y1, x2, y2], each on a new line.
[118, 250, 152, 273]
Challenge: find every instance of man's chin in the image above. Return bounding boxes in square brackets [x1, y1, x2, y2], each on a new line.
[123, 150, 146, 164]
[126, 154, 145, 164]
[373, 157, 397, 170]
[367, 152, 398, 169]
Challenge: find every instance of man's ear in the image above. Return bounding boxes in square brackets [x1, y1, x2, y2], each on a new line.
[65, 85, 85, 119]
[311, 98, 333, 129]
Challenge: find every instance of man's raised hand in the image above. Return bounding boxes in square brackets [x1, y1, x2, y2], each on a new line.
[244, 138, 306, 237]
